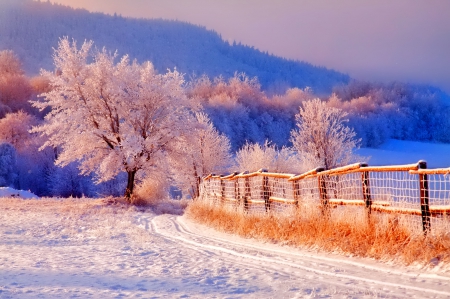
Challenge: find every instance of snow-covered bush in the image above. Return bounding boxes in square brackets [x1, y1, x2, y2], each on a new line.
[235, 140, 304, 173]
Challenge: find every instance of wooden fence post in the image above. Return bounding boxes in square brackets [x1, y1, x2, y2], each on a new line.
[317, 169, 328, 215]
[362, 171, 372, 214]
[234, 179, 238, 201]
[260, 169, 270, 212]
[209, 174, 216, 203]
[293, 181, 300, 207]
[237, 178, 242, 205]
[220, 177, 226, 202]
[361, 163, 371, 215]
[244, 171, 250, 212]
[418, 161, 431, 234]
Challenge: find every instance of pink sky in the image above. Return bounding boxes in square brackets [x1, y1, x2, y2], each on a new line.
[46, 0, 450, 93]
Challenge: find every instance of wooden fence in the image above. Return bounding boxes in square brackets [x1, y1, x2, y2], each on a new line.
[199, 161, 450, 234]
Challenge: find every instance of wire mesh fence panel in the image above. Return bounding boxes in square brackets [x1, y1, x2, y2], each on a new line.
[427, 174, 450, 233]
[221, 179, 240, 210]
[222, 179, 234, 200]
[209, 178, 223, 203]
[199, 180, 218, 209]
[368, 171, 423, 231]
[249, 176, 264, 202]
[199, 164, 450, 234]
[236, 177, 249, 211]
[267, 177, 294, 200]
[369, 171, 420, 209]
[265, 177, 296, 214]
[297, 177, 321, 206]
[324, 173, 364, 201]
[428, 174, 450, 207]
[244, 176, 264, 215]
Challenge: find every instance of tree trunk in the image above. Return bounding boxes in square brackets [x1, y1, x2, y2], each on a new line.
[125, 170, 137, 202]
[192, 160, 199, 199]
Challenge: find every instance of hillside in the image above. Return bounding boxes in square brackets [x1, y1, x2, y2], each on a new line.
[0, 0, 349, 94]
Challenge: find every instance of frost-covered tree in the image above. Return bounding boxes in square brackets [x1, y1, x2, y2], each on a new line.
[0, 50, 23, 76]
[290, 99, 360, 170]
[187, 74, 314, 150]
[32, 38, 190, 200]
[170, 112, 232, 198]
[235, 140, 304, 174]
[0, 50, 34, 115]
[0, 111, 38, 153]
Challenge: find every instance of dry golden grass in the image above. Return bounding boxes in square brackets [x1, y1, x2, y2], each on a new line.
[186, 200, 450, 267]
[133, 177, 169, 206]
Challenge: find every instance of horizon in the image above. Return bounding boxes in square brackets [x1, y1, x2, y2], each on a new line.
[40, 0, 450, 94]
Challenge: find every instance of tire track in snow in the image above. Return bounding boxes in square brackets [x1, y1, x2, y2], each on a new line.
[149, 215, 388, 297]
[151, 214, 450, 298]
[175, 216, 450, 281]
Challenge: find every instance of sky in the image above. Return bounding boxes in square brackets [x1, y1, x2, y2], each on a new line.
[46, 0, 450, 93]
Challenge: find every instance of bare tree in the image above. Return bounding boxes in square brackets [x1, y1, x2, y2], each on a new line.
[32, 38, 191, 200]
[290, 98, 360, 170]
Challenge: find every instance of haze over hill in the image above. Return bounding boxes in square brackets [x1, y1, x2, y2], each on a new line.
[48, 0, 450, 95]
[0, 0, 349, 94]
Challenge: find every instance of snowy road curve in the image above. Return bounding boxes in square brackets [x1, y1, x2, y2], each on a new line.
[147, 214, 450, 298]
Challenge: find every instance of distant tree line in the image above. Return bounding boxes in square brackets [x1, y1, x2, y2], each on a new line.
[1, 41, 448, 200]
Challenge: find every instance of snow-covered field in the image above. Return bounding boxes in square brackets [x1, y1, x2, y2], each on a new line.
[0, 187, 39, 199]
[358, 139, 450, 168]
[1, 198, 450, 298]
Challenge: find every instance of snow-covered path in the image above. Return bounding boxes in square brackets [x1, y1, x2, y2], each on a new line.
[1, 200, 449, 298]
[149, 214, 450, 298]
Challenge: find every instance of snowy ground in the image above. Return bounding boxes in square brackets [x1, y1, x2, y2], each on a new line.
[358, 139, 450, 168]
[1, 198, 450, 298]
[0, 187, 39, 199]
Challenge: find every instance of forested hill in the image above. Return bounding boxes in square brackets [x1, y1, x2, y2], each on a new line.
[0, 0, 349, 94]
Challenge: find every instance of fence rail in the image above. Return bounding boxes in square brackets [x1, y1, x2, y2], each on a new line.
[199, 161, 450, 234]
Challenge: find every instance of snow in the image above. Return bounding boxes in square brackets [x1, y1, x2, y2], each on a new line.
[358, 139, 450, 168]
[0, 187, 39, 199]
[1, 198, 449, 298]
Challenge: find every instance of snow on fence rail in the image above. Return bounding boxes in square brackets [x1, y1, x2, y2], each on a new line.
[199, 161, 450, 234]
